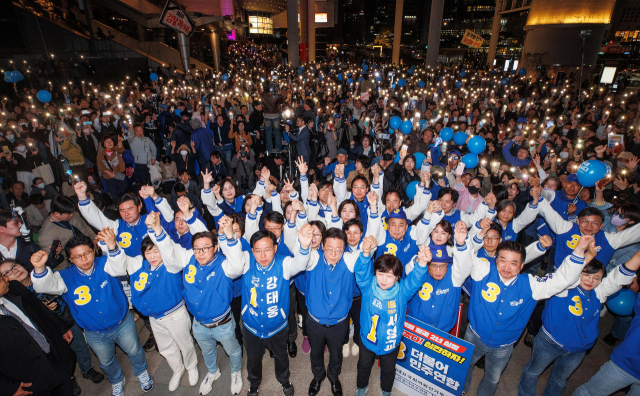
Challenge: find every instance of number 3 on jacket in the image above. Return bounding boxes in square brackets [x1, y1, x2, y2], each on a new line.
[74, 285, 92, 305]
[481, 282, 500, 303]
[118, 232, 133, 248]
[185, 265, 197, 283]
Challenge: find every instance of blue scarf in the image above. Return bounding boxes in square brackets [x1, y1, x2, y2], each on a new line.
[372, 281, 399, 301]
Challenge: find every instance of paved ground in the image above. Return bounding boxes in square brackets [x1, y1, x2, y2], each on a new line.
[73, 309, 629, 396]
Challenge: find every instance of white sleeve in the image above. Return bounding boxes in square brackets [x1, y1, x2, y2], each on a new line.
[303, 200, 320, 223]
[153, 196, 175, 223]
[31, 267, 68, 295]
[467, 201, 496, 227]
[283, 244, 313, 280]
[538, 197, 573, 235]
[148, 226, 193, 270]
[77, 198, 120, 232]
[300, 174, 309, 203]
[245, 208, 262, 241]
[220, 236, 246, 279]
[334, 176, 348, 205]
[451, 240, 476, 287]
[268, 191, 282, 214]
[524, 241, 548, 265]
[595, 264, 637, 302]
[371, 171, 384, 203]
[365, 207, 381, 239]
[530, 252, 585, 300]
[252, 180, 266, 198]
[185, 211, 208, 234]
[201, 189, 222, 217]
[406, 187, 431, 221]
[283, 222, 298, 254]
[469, 249, 492, 281]
[325, 210, 343, 230]
[606, 222, 640, 249]
[104, 247, 138, 277]
[512, 201, 541, 233]
[415, 210, 444, 244]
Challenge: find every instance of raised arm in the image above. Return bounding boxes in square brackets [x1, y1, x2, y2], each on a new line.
[75, 182, 119, 231]
[282, 224, 313, 279]
[401, 242, 430, 300]
[296, 157, 309, 203]
[606, 222, 640, 250]
[177, 196, 208, 234]
[596, 248, 640, 302]
[219, 216, 246, 279]
[29, 251, 68, 295]
[414, 201, 444, 245]
[537, 194, 574, 235]
[512, 187, 542, 233]
[244, 195, 263, 241]
[364, 191, 381, 239]
[524, 235, 552, 265]
[147, 213, 193, 270]
[201, 169, 222, 217]
[353, 236, 377, 290]
[333, 164, 348, 205]
[96, 227, 140, 276]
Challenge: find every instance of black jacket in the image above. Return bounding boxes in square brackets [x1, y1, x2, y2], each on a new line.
[0, 281, 75, 396]
[0, 238, 63, 272]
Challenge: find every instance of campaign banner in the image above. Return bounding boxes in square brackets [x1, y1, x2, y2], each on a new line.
[460, 29, 484, 49]
[394, 316, 474, 396]
[159, 0, 196, 37]
[608, 133, 624, 148]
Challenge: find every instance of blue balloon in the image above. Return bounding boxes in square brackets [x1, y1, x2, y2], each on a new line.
[460, 70, 466, 77]
[400, 120, 413, 134]
[37, 90, 52, 103]
[455, 81, 462, 88]
[376, 76, 382, 83]
[18, 74, 23, 81]
[394, 152, 400, 163]
[362, 64, 368, 71]
[453, 131, 468, 145]
[299, 66, 304, 70]
[347, 78, 354, 85]
[492, 69, 497, 74]
[406, 181, 420, 201]
[150, 73, 158, 81]
[417, 80, 425, 88]
[4, 77, 10, 83]
[3, 71, 10, 77]
[408, 69, 414, 75]
[347, 72, 352, 78]
[501, 78, 508, 86]
[298, 69, 303, 75]
[390, 116, 402, 130]
[338, 73, 343, 81]
[11, 70, 20, 78]
[318, 75, 323, 81]
[461, 153, 479, 169]
[330, 64, 334, 69]
[419, 119, 427, 129]
[510, 69, 516, 75]
[358, 77, 363, 82]
[222, 74, 229, 81]
[519, 68, 527, 76]
[413, 152, 426, 169]
[577, 160, 608, 187]
[468, 135, 486, 154]
[607, 289, 637, 316]
[9, 75, 19, 83]
[440, 127, 454, 142]
[174, 109, 182, 117]
[438, 76, 444, 82]
[397, 79, 406, 87]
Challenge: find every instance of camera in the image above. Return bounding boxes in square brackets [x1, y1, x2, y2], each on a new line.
[240, 145, 247, 159]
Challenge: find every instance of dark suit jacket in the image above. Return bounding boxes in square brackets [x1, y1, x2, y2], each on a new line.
[0, 281, 75, 396]
[3, 238, 64, 273]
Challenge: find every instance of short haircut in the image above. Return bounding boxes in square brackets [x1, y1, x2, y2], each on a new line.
[11, 181, 25, 189]
[211, 151, 222, 159]
[438, 187, 460, 204]
[229, 213, 245, 237]
[583, 259, 607, 278]
[0, 210, 15, 228]
[323, 227, 348, 247]
[116, 192, 141, 209]
[64, 235, 95, 258]
[338, 199, 361, 221]
[491, 185, 509, 202]
[496, 199, 517, 214]
[174, 183, 186, 194]
[577, 207, 605, 222]
[383, 189, 403, 204]
[487, 222, 503, 236]
[192, 231, 218, 249]
[29, 193, 44, 206]
[264, 211, 285, 225]
[374, 254, 403, 281]
[179, 169, 190, 176]
[495, 241, 526, 263]
[51, 196, 77, 215]
[342, 218, 363, 233]
[355, 154, 371, 169]
[250, 229, 277, 248]
[141, 236, 157, 255]
[351, 175, 370, 189]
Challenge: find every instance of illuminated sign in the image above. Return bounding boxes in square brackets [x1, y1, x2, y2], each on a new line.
[315, 13, 328, 23]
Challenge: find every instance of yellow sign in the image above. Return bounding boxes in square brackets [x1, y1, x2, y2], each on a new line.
[461, 29, 484, 48]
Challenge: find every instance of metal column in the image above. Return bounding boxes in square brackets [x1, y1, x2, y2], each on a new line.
[299, 0, 308, 63]
[487, 0, 503, 66]
[177, 33, 190, 73]
[426, 0, 445, 68]
[391, 0, 404, 65]
[210, 32, 221, 71]
[308, 0, 315, 63]
[287, 0, 300, 67]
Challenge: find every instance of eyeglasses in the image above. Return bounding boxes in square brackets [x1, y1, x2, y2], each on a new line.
[581, 273, 602, 282]
[193, 245, 213, 254]
[70, 251, 94, 262]
[253, 248, 274, 255]
[450, 156, 460, 160]
[1, 263, 20, 277]
[485, 236, 501, 241]
[428, 263, 449, 271]
[352, 185, 368, 190]
[324, 248, 344, 256]
[265, 225, 283, 233]
[175, 217, 186, 224]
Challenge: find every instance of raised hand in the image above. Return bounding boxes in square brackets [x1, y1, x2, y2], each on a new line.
[96, 227, 118, 250]
[250, 195, 262, 213]
[177, 196, 192, 215]
[421, 170, 431, 187]
[454, 221, 467, 246]
[291, 199, 305, 214]
[530, 186, 541, 203]
[30, 251, 49, 274]
[327, 194, 338, 211]
[335, 163, 345, 179]
[283, 178, 295, 192]
[218, 216, 234, 238]
[308, 183, 319, 201]
[361, 235, 378, 256]
[298, 223, 313, 249]
[138, 185, 150, 200]
[296, 156, 308, 175]
[584, 240, 600, 264]
[575, 234, 595, 255]
[417, 243, 432, 266]
[427, 200, 440, 214]
[484, 192, 497, 210]
[367, 191, 379, 212]
[324, 157, 331, 166]
[261, 167, 271, 183]
[264, 181, 276, 197]
[212, 183, 222, 200]
[479, 217, 492, 231]
[567, 203, 577, 216]
[74, 181, 88, 200]
[202, 169, 213, 188]
[144, 211, 160, 230]
[539, 235, 553, 249]
[628, 155, 639, 171]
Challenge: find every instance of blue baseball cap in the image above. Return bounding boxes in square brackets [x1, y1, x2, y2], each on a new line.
[449, 150, 461, 158]
[566, 174, 581, 185]
[387, 208, 408, 222]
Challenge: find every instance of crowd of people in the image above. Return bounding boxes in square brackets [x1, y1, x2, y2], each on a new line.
[1, 42, 640, 396]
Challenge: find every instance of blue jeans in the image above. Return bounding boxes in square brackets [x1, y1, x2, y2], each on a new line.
[192, 313, 242, 375]
[69, 323, 93, 374]
[518, 330, 586, 396]
[83, 312, 147, 384]
[611, 312, 634, 340]
[264, 118, 282, 152]
[463, 326, 514, 396]
[572, 360, 640, 396]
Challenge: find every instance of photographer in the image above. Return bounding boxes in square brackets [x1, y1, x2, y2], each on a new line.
[335, 113, 358, 151]
[230, 145, 256, 194]
[229, 120, 253, 153]
[286, 115, 312, 166]
[261, 82, 285, 152]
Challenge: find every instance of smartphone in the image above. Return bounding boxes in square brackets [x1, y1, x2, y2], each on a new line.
[29, 144, 37, 153]
[400, 144, 408, 159]
[502, 105, 508, 113]
[596, 176, 614, 189]
[455, 162, 466, 176]
[49, 240, 61, 259]
[478, 119, 487, 129]
[498, 130, 505, 140]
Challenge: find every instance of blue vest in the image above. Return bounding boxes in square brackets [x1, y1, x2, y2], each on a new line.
[114, 217, 150, 257]
[428, 240, 453, 264]
[611, 293, 640, 380]
[554, 223, 615, 271]
[443, 209, 461, 226]
[375, 231, 419, 279]
[349, 193, 371, 234]
[542, 287, 602, 352]
[57, 257, 128, 333]
[182, 252, 235, 324]
[407, 267, 460, 332]
[242, 254, 292, 338]
[129, 260, 184, 319]
[468, 266, 537, 347]
[306, 253, 355, 325]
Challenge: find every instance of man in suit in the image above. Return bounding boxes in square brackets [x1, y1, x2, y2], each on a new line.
[0, 275, 75, 396]
[287, 116, 312, 166]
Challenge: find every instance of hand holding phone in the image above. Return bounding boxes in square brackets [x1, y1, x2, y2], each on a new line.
[455, 162, 466, 176]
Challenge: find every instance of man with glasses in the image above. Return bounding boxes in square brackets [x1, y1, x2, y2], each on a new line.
[437, 187, 497, 228]
[30, 235, 153, 396]
[147, 214, 245, 395]
[333, 165, 375, 233]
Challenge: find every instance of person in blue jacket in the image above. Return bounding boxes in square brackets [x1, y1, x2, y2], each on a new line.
[519, 248, 640, 396]
[322, 148, 355, 179]
[572, 290, 640, 396]
[502, 135, 532, 168]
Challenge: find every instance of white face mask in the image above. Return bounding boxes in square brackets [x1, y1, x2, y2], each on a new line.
[559, 151, 569, 159]
[37, 183, 45, 189]
[180, 150, 188, 156]
[16, 146, 26, 153]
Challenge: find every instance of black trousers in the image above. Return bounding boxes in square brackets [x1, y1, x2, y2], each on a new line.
[306, 313, 349, 383]
[356, 344, 400, 392]
[231, 296, 244, 346]
[526, 299, 547, 337]
[296, 289, 308, 337]
[242, 325, 290, 388]
[46, 353, 75, 396]
[288, 284, 297, 343]
[344, 296, 362, 347]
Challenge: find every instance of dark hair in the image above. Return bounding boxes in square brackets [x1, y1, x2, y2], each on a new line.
[64, 235, 95, 259]
[179, 169, 190, 176]
[577, 207, 605, 222]
[174, 183, 186, 194]
[32, 177, 43, 186]
[323, 227, 348, 247]
[100, 134, 116, 146]
[338, 199, 361, 221]
[11, 180, 25, 189]
[432, 219, 454, 246]
[355, 155, 371, 169]
[219, 179, 240, 199]
[620, 204, 640, 225]
[351, 175, 370, 189]
[342, 218, 363, 233]
[374, 254, 403, 281]
[438, 187, 460, 204]
[29, 193, 44, 206]
[250, 229, 277, 248]
[583, 259, 606, 278]
[495, 241, 526, 263]
[141, 236, 157, 255]
[116, 192, 141, 209]
[191, 231, 218, 249]
[383, 189, 403, 204]
[318, 180, 333, 192]
[264, 211, 285, 225]
[229, 213, 245, 237]
[491, 185, 509, 202]
[211, 151, 222, 159]
[487, 222, 503, 236]
[309, 220, 326, 237]
[542, 176, 560, 190]
[496, 200, 517, 217]
[0, 210, 15, 228]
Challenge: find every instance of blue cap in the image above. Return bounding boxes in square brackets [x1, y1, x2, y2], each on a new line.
[566, 174, 580, 184]
[387, 208, 408, 222]
[449, 150, 461, 158]
[337, 148, 348, 156]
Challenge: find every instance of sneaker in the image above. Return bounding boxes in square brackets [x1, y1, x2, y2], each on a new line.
[188, 367, 199, 386]
[71, 377, 81, 396]
[248, 386, 260, 396]
[111, 378, 125, 396]
[137, 370, 154, 392]
[143, 334, 157, 352]
[524, 333, 535, 348]
[199, 370, 221, 395]
[282, 382, 294, 396]
[81, 368, 105, 384]
[230, 371, 243, 395]
[297, 314, 303, 329]
[351, 343, 359, 356]
[302, 336, 311, 354]
[355, 387, 367, 396]
[342, 343, 350, 358]
[169, 368, 185, 392]
[381, 391, 392, 396]
[603, 333, 620, 346]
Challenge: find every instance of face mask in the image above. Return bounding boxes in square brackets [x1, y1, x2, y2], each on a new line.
[617, 162, 626, 170]
[468, 185, 479, 194]
[6, 135, 15, 142]
[559, 151, 569, 159]
[16, 146, 26, 153]
[89, 180, 97, 185]
[180, 150, 188, 156]
[562, 128, 569, 135]
[611, 214, 630, 227]
[557, 122, 564, 127]
[37, 183, 45, 189]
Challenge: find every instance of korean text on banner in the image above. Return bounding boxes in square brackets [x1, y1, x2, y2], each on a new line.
[461, 29, 484, 49]
[159, 0, 196, 37]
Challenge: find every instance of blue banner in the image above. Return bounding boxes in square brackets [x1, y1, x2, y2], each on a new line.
[394, 316, 474, 396]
